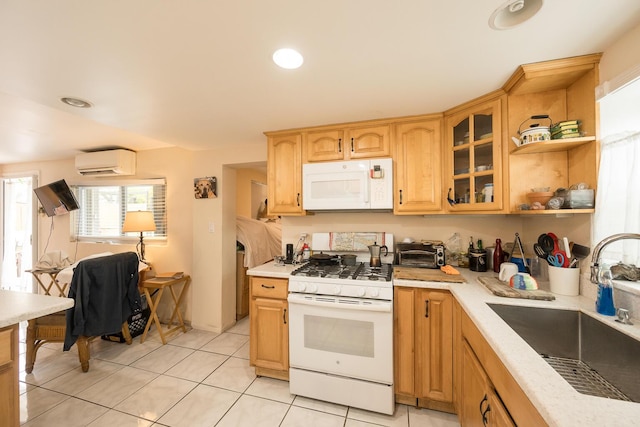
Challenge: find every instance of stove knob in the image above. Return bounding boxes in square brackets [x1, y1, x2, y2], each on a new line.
[356, 288, 366, 297]
[297, 283, 306, 292]
[309, 284, 318, 293]
[369, 288, 380, 298]
[334, 285, 342, 294]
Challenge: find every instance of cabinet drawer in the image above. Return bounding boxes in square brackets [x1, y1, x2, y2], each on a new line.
[0, 327, 14, 365]
[251, 277, 288, 299]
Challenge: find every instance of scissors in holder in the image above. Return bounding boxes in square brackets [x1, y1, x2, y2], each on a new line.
[547, 252, 566, 267]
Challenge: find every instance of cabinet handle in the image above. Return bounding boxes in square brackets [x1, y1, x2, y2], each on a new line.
[425, 300, 430, 318]
[399, 189, 403, 205]
[338, 138, 342, 153]
[283, 308, 287, 325]
[261, 284, 275, 289]
[296, 193, 300, 206]
[479, 394, 489, 426]
[351, 138, 354, 152]
[482, 402, 491, 426]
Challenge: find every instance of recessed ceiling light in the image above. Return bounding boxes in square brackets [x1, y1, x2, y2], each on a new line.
[60, 97, 92, 108]
[489, 0, 543, 30]
[273, 48, 304, 69]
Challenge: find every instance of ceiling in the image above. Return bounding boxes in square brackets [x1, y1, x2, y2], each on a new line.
[1, 0, 639, 165]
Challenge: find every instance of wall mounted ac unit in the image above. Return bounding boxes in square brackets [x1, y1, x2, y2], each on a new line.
[75, 149, 136, 176]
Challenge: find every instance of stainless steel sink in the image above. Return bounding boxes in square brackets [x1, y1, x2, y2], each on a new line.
[488, 303, 640, 402]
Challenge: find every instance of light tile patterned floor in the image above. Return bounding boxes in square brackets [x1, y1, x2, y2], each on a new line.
[18, 317, 461, 426]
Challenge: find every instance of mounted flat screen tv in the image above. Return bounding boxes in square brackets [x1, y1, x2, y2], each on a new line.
[33, 179, 80, 217]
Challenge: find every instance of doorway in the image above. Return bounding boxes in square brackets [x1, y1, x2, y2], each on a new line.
[1, 175, 36, 292]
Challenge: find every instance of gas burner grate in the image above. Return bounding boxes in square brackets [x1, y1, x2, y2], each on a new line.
[542, 355, 631, 401]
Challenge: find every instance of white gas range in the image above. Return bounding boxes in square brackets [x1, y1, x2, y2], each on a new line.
[287, 233, 395, 415]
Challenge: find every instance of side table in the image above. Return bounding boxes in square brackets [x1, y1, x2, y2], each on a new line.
[139, 274, 191, 344]
[25, 268, 67, 297]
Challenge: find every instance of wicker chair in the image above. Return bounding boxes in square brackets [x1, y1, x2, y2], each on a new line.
[25, 252, 140, 373]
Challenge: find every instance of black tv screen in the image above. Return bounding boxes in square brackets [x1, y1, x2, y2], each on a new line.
[33, 179, 80, 217]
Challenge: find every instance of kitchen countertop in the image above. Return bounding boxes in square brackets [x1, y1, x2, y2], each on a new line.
[396, 269, 640, 427]
[246, 262, 640, 425]
[0, 289, 74, 328]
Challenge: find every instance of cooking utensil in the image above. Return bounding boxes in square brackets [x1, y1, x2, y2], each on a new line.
[563, 237, 572, 258]
[538, 234, 555, 253]
[570, 242, 591, 259]
[368, 242, 388, 268]
[514, 233, 530, 273]
[516, 115, 552, 145]
[546, 232, 569, 267]
[533, 243, 548, 259]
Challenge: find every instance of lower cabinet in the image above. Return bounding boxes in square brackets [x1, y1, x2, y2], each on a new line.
[458, 307, 547, 427]
[394, 287, 454, 412]
[0, 324, 18, 427]
[461, 340, 514, 427]
[249, 276, 289, 380]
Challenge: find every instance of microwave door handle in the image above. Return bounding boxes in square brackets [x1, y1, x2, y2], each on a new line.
[364, 170, 370, 204]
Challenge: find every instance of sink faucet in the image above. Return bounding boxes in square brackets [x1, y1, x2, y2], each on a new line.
[590, 233, 640, 284]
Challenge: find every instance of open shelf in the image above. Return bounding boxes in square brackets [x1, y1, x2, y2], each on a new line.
[515, 208, 594, 215]
[511, 136, 596, 155]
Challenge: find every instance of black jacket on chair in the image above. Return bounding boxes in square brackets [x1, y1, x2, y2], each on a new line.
[64, 252, 141, 351]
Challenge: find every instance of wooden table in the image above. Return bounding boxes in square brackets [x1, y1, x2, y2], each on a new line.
[25, 268, 67, 297]
[139, 274, 191, 344]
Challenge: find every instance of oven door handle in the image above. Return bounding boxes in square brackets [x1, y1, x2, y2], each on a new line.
[288, 295, 392, 313]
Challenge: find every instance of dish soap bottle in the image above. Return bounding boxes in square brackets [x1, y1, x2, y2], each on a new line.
[596, 268, 616, 316]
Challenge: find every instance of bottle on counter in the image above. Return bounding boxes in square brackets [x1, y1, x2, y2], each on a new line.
[493, 238, 504, 273]
[302, 244, 310, 261]
[596, 268, 616, 316]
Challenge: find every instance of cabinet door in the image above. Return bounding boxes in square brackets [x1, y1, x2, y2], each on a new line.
[394, 286, 418, 397]
[250, 297, 289, 371]
[445, 98, 503, 212]
[461, 340, 492, 427]
[267, 133, 304, 215]
[417, 290, 453, 403]
[394, 119, 443, 214]
[304, 129, 345, 162]
[347, 124, 391, 159]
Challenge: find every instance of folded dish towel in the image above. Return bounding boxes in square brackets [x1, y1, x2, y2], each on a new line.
[509, 273, 538, 290]
[441, 265, 460, 275]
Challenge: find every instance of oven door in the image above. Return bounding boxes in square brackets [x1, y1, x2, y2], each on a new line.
[288, 292, 393, 384]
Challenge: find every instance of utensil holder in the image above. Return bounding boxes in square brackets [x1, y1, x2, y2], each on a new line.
[548, 265, 579, 296]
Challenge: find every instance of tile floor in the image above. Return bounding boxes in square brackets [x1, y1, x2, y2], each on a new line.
[18, 317, 461, 426]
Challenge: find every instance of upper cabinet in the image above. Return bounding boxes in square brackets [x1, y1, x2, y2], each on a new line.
[504, 53, 601, 214]
[444, 95, 506, 213]
[266, 132, 305, 216]
[303, 123, 391, 163]
[393, 116, 443, 214]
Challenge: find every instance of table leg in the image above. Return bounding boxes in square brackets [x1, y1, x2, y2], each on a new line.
[167, 280, 189, 333]
[141, 287, 167, 344]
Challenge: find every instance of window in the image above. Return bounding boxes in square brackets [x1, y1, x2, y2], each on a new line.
[594, 76, 640, 266]
[70, 179, 167, 242]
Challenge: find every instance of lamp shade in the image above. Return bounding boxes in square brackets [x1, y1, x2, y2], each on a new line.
[122, 211, 156, 233]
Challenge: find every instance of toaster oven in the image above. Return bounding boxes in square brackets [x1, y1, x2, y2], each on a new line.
[395, 242, 445, 269]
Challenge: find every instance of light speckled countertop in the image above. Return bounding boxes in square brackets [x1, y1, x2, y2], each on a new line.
[246, 262, 640, 425]
[0, 289, 74, 328]
[396, 269, 640, 427]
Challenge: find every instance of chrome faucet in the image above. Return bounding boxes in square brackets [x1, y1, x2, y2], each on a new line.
[590, 233, 640, 284]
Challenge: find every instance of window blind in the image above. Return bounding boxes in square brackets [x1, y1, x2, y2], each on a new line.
[70, 179, 167, 241]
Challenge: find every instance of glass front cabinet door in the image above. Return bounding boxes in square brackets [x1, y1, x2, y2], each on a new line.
[445, 97, 504, 212]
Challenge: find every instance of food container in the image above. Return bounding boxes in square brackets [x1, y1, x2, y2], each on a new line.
[526, 191, 554, 206]
[516, 115, 552, 146]
[567, 189, 595, 208]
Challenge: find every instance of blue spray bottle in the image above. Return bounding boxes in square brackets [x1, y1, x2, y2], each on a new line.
[596, 268, 616, 316]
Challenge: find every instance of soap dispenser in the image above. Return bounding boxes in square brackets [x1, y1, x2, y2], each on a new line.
[596, 268, 616, 316]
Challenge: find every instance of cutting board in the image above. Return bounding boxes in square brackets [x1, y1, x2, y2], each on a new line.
[478, 276, 555, 301]
[393, 266, 466, 283]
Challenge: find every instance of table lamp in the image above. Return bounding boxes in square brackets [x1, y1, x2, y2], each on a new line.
[122, 211, 156, 262]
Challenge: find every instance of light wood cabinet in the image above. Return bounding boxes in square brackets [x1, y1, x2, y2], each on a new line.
[394, 287, 454, 413]
[0, 324, 18, 427]
[504, 54, 601, 214]
[266, 133, 304, 215]
[444, 95, 506, 213]
[393, 117, 443, 214]
[249, 276, 289, 380]
[304, 124, 390, 162]
[461, 340, 514, 427]
[458, 307, 547, 426]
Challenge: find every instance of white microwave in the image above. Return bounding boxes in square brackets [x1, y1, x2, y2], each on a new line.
[302, 158, 393, 211]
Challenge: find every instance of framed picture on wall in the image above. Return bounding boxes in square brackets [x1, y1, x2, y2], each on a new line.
[194, 176, 217, 199]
